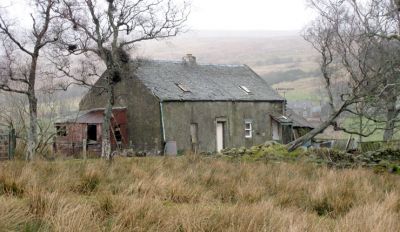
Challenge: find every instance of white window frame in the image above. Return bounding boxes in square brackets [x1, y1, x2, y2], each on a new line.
[245, 121, 252, 138]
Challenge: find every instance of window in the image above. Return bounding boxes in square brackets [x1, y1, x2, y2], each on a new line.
[239, 85, 251, 94]
[56, 126, 67, 136]
[176, 83, 190, 92]
[245, 121, 252, 138]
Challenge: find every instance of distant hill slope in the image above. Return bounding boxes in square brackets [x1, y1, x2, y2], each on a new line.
[135, 30, 320, 85]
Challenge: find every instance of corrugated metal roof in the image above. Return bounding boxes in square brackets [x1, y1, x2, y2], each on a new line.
[55, 107, 126, 124]
[271, 113, 293, 124]
[286, 108, 315, 129]
[134, 60, 285, 102]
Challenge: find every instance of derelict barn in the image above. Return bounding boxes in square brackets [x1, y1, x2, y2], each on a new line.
[55, 54, 314, 155]
[54, 108, 128, 155]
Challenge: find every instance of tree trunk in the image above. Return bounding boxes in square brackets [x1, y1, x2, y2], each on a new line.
[26, 55, 38, 161]
[101, 81, 114, 159]
[383, 98, 398, 141]
[26, 94, 38, 161]
[287, 104, 346, 151]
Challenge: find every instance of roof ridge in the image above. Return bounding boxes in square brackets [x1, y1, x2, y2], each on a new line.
[137, 59, 246, 67]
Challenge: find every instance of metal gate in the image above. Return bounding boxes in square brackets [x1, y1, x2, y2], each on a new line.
[0, 129, 16, 160]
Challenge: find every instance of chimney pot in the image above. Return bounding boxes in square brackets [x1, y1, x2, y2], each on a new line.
[183, 54, 196, 66]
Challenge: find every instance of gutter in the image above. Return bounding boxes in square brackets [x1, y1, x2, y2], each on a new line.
[160, 101, 166, 142]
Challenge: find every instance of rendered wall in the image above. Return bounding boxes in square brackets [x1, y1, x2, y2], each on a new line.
[162, 101, 284, 153]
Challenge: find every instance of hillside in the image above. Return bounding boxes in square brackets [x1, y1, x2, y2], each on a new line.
[272, 77, 324, 101]
[136, 30, 320, 83]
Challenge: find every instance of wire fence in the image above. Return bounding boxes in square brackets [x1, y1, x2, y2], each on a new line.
[54, 141, 101, 157]
[359, 140, 400, 153]
[0, 130, 16, 160]
[314, 138, 400, 153]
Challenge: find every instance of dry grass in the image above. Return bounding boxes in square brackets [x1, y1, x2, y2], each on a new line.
[0, 156, 399, 231]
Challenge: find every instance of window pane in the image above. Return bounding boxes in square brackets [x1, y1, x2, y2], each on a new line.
[56, 126, 67, 136]
[245, 121, 252, 138]
[245, 123, 252, 130]
[245, 130, 252, 138]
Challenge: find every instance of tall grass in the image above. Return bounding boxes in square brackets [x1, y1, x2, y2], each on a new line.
[0, 156, 399, 231]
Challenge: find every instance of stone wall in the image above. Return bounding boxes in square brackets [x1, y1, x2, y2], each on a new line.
[79, 70, 163, 154]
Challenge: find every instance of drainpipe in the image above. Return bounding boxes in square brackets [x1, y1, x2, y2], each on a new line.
[160, 101, 166, 142]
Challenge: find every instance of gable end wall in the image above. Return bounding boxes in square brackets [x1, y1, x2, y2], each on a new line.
[79, 74, 163, 153]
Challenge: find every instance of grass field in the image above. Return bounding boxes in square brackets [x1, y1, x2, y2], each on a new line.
[0, 156, 400, 231]
[272, 77, 323, 102]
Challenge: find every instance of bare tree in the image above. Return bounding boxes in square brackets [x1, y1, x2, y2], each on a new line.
[56, 0, 190, 158]
[289, 0, 400, 150]
[0, 0, 61, 160]
[0, 88, 63, 159]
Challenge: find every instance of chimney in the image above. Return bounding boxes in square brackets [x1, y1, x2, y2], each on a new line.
[183, 54, 196, 66]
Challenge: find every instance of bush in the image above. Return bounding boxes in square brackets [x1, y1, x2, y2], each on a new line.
[221, 143, 306, 161]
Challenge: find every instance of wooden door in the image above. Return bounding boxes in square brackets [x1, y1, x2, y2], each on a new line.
[190, 123, 198, 153]
[272, 120, 280, 141]
[216, 122, 224, 152]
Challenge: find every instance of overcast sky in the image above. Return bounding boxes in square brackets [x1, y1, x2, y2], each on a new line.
[189, 0, 313, 31]
[5, 0, 313, 32]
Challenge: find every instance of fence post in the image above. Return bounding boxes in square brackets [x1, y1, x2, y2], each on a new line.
[82, 139, 87, 160]
[8, 128, 15, 160]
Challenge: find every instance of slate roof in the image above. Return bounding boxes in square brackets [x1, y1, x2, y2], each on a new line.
[134, 60, 285, 102]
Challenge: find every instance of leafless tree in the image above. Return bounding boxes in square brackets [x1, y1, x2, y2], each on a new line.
[0, 88, 63, 159]
[0, 0, 62, 160]
[55, 0, 190, 158]
[289, 0, 400, 150]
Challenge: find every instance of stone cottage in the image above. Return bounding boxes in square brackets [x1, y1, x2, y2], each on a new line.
[76, 55, 311, 154]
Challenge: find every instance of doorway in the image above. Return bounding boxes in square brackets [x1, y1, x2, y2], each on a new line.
[216, 122, 225, 152]
[87, 124, 97, 143]
[190, 123, 198, 153]
[272, 120, 280, 141]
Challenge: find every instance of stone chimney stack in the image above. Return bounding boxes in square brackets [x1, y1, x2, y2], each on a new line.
[183, 54, 196, 66]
